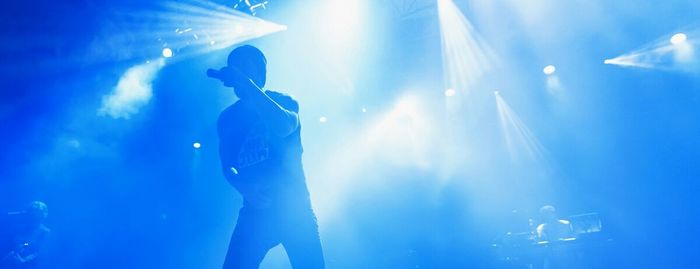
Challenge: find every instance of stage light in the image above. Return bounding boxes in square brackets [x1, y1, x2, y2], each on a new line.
[543, 65, 556, 75]
[319, 116, 328, 123]
[362, 107, 367, 113]
[130, 0, 286, 58]
[235, 25, 245, 34]
[444, 88, 456, 97]
[162, 48, 173, 58]
[438, 0, 495, 97]
[233, 0, 269, 16]
[670, 33, 687, 45]
[605, 29, 696, 70]
[193, 142, 201, 149]
[494, 91, 499, 96]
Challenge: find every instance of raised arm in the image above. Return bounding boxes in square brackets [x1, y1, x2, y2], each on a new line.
[243, 81, 299, 136]
[224, 66, 299, 137]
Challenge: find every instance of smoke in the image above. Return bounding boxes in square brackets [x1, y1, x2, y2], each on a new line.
[98, 59, 166, 119]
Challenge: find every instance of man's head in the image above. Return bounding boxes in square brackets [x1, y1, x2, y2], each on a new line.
[539, 205, 557, 223]
[26, 200, 48, 225]
[221, 45, 267, 97]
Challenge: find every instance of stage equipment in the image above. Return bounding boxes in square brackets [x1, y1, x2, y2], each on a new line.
[233, 0, 269, 16]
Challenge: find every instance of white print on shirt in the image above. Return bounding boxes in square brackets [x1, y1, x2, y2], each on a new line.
[236, 121, 270, 169]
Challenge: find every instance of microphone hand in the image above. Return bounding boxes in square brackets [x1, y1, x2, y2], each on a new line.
[207, 68, 222, 79]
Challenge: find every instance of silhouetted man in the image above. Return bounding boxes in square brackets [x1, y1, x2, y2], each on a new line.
[536, 205, 574, 242]
[1, 201, 50, 269]
[210, 45, 325, 269]
[535, 205, 575, 269]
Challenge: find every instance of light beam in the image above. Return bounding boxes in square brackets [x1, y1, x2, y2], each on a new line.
[495, 92, 547, 162]
[605, 29, 698, 71]
[437, 0, 496, 97]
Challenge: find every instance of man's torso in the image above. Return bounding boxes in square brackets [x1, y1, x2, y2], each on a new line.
[217, 91, 309, 205]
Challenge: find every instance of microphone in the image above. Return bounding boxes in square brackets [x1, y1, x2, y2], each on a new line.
[207, 67, 258, 88]
[207, 68, 223, 80]
[7, 211, 26, 216]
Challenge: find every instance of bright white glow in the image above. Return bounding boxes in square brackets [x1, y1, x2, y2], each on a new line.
[314, 0, 366, 96]
[318, 0, 362, 48]
[162, 47, 173, 58]
[99, 59, 166, 119]
[543, 65, 556, 75]
[234, 25, 244, 34]
[444, 88, 457, 97]
[312, 94, 435, 222]
[438, 0, 495, 96]
[361, 107, 367, 113]
[671, 33, 687, 45]
[494, 91, 499, 95]
[319, 116, 328, 123]
[193, 142, 201, 149]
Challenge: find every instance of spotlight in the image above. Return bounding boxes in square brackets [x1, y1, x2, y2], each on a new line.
[234, 25, 245, 34]
[361, 107, 367, 113]
[233, 0, 269, 16]
[543, 65, 556, 75]
[319, 116, 328, 123]
[444, 88, 457, 97]
[494, 91, 499, 96]
[670, 33, 687, 45]
[162, 48, 173, 58]
[193, 142, 201, 149]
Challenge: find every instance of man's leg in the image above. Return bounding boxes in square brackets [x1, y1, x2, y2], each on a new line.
[223, 207, 280, 269]
[281, 208, 325, 269]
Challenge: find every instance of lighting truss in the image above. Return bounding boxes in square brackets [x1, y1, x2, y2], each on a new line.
[233, 0, 270, 16]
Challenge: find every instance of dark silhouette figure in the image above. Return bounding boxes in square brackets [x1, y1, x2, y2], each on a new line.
[210, 45, 325, 269]
[536, 205, 574, 242]
[1, 201, 50, 269]
[535, 205, 576, 269]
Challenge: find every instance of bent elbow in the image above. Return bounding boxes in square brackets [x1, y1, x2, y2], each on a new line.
[274, 112, 300, 137]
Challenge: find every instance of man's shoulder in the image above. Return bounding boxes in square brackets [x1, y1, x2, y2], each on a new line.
[218, 103, 236, 116]
[536, 223, 546, 231]
[217, 103, 240, 127]
[266, 90, 299, 112]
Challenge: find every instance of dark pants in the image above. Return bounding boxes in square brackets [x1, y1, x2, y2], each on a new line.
[223, 204, 325, 269]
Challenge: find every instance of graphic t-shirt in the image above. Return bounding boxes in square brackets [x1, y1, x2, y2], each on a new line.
[217, 91, 309, 205]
